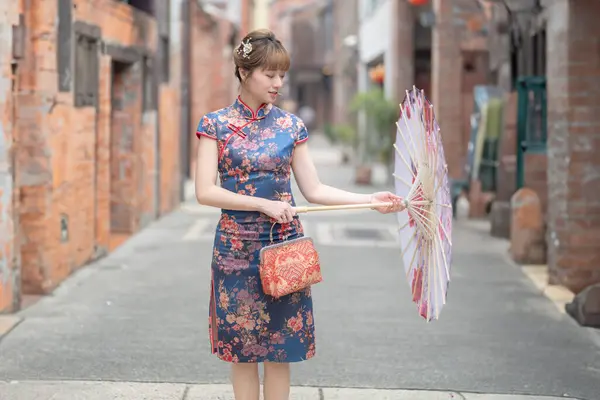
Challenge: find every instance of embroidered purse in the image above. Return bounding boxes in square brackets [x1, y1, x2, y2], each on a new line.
[259, 224, 322, 299]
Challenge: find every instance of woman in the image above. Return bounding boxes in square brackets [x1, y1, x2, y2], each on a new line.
[194, 29, 404, 400]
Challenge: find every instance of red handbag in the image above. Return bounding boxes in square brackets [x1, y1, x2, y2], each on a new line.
[259, 224, 322, 298]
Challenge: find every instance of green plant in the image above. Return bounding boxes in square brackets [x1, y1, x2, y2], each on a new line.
[330, 124, 356, 146]
[323, 123, 336, 144]
[350, 88, 398, 163]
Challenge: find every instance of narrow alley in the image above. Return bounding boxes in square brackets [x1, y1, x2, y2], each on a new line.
[0, 136, 598, 400]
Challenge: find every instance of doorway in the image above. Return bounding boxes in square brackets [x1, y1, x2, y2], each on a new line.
[109, 60, 137, 250]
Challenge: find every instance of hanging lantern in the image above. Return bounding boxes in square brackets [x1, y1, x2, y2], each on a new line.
[408, 0, 429, 6]
[369, 64, 385, 84]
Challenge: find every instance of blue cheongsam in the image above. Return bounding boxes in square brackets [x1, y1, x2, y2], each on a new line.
[196, 96, 316, 363]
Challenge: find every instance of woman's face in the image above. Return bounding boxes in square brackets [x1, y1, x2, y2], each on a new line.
[242, 67, 286, 105]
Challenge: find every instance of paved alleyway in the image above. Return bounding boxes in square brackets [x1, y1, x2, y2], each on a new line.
[0, 135, 599, 400]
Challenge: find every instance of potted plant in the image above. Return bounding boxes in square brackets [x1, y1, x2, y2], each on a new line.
[324, 123, 356, 164]
[350, 87, 399, 184]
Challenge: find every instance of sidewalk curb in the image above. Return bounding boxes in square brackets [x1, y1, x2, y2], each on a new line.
[0, 315, 23, 341]
[521, 264, 574, 314]
[504, 255, 574, 315]
[0, 381, 582, 400]
[459, 219, 575, 316]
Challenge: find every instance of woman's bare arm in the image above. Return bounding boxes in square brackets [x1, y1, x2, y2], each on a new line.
[291, 142, 372, 205]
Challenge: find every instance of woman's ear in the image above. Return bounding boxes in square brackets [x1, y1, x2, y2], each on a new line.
[238, 68, 249, 82]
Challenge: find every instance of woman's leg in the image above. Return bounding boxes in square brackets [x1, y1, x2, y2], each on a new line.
[231, 363, 260, 400]
[263, 361, 290, 400]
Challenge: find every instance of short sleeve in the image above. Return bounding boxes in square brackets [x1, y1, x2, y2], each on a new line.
[296, 119, 309, 144]
[196, 115, 217, 140]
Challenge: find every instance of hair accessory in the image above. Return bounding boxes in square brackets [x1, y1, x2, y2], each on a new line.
[238, 39, 252, 59]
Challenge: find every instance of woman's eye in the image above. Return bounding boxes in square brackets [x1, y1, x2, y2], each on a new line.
[267, 75, 274, 78]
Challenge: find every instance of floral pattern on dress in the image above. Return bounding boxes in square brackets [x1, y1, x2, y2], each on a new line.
[197, 96, 315, 363]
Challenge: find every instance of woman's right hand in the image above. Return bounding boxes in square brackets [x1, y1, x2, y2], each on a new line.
[259, 200, 296, 224]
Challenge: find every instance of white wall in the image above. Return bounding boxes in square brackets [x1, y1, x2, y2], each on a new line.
[358, 0, 390, 64]
[253, 0, 270, 29]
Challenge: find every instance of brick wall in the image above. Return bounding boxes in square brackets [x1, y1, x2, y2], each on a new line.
[6, 0, 182, 306]
[332, 0, 358, 125]
[0, 0, 21, 313]
[187, 4, 239, 177]
[188, 5, 211, 177]
[431, 0, 490, 181]
[546, 0, 600, 293]
[432, 0, 464, 180]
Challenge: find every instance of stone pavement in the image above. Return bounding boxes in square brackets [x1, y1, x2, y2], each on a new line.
[0, 381, 582, 400]
[0, 134, 599, 400]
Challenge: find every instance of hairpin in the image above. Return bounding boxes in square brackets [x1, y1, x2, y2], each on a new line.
[238, 39, 252, 59]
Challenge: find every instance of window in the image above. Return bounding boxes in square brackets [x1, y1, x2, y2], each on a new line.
[120, 0, 154, 15]
[159, 36, 170, 83]
[75, 34, 99, 107]
[57, 0, 72, 92]
[142, 56, 156, 111]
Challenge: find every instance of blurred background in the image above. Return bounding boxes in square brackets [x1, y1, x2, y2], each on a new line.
[1, 0, 599, 319]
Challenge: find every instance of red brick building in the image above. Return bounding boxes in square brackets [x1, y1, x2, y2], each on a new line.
[486, 0, 600, 295]
[0, 0, 21, 312]
[0, 0, 252, 314]
[184, 0, 254, 177]
[545, 0, 600, 293]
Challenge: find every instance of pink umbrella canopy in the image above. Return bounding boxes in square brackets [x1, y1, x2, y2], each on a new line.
[393, 87, 453, 322]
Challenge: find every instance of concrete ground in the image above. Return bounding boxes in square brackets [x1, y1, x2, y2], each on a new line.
[0, 135, 599, 400]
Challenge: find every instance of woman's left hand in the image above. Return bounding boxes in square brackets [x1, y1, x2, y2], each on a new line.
[370, 191, 406, 214]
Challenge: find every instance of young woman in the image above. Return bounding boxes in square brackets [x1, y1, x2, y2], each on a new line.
[194, 29, 404, 400]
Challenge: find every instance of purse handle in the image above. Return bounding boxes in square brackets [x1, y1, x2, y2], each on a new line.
[269, 222, 278, 245]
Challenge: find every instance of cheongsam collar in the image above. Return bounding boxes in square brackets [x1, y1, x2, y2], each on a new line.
[233, 96, 272, 120]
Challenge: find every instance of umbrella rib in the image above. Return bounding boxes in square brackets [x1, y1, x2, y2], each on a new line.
[433, 246, 443, 318]
[411, 215, 435, 243]
[438, 220, 452, 248]
[395, 121, 419, 164]
[400, 108, 422, 157]
[432, 235, 447, 308]
[398, 220, 411, 232]
[404, 89, 423, 155]
[393, 144, 417, 181]
[423, 239, 431, 320]
[412, 206, 453, 247]
[406, 205, 437, 240]
[429, 238, 436, 321]
[401, 232, 416, 260]
[397, 104, 418, 156]
[434, 227, 452, 282]
[406, 209, 434, 240]
[405, 236, 420, 279]
[410, 246, 422, 301]
[416, 239, 426, 307]
[393, 173, 412, 189]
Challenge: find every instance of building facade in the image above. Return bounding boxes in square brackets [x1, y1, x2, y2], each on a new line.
[0, 0, 253, 314]
[354, 0, 487, 183]
[486, 0, 600, 295]
[331, 0, 359, 126]
[0, 0, 184, 313]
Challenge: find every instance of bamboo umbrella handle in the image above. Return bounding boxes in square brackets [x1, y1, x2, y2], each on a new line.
[293, 199, 430, 214]
[293, 202, 393, 214]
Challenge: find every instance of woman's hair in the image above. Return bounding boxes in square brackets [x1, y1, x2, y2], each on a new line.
[233, 29, 291, 82]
